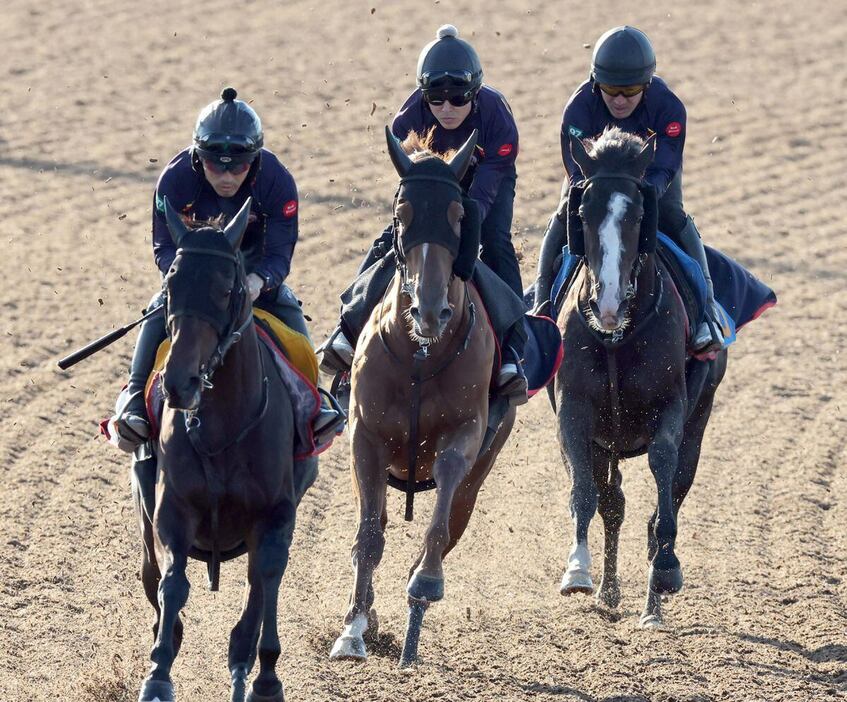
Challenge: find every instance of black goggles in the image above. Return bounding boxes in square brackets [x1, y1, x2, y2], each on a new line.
[422, 89, 475, 107]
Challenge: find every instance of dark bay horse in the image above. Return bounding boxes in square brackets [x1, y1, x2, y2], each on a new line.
[329, 127, 516, 667]
[555, 127, 727, 628]
[133, 198, 312, 702]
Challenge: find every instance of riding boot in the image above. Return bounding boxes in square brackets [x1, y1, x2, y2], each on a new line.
[533, 211, 568, 315]
[109, 294, 166, 453]
[498, 323, 528, 406]
[676, 217, 725, 351]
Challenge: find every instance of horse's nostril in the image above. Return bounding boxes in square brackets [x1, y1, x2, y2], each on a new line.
[409, 306, 421, 322]
[439, 307, 452, 324]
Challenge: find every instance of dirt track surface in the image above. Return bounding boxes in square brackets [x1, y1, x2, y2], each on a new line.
[1, 1, 845, 700]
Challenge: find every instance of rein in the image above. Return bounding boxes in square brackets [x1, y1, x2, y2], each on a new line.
[379, 280, 476, 521]
[165, 244, 269, 590]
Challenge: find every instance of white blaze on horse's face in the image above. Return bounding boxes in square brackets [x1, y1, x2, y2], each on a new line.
[596, 191, 633, 325]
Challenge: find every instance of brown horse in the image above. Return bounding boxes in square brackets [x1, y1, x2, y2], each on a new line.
[329, 128, 516, 667]
[133, 198, 314, 702]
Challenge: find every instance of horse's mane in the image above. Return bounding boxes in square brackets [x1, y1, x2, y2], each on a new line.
[401, 128, 456, 163]
[586, 126, 646, 170]
[184, 214, 226, 231]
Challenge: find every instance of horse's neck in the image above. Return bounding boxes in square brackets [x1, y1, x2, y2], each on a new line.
[383, 272, 468, 360]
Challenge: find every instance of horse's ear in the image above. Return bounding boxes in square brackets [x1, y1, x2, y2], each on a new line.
[224, 197, 252, 251]
[569, 133, 593, 177]
[447, 129, 478, 181]
[164, 196, 189, 247]
[635, 134, 657, 177]
[386, 126, 412, 177]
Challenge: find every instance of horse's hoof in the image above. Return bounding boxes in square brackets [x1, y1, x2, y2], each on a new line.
[330, 611, 369, 660]
[639, 613, 663, 630]
[246, 685, 285, 702]
[560, 569, 594, 595]
[407, 572, 444, 602]
[139, 678, 175, 702]
[596, 577, 621, 608]
[648, 564, 683, 595]
[329, 633, 367, 660]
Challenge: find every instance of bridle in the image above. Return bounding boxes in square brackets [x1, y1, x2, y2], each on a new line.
[579, 172, 654, 343]
[164, 245, 267, 439]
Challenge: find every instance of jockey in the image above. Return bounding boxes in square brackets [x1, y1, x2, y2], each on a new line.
[534, 25, 724, 350]
[320, 24, 529, 401]
[110, 87, 345, 451]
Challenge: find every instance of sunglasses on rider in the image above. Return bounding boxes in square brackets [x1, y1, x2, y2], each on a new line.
[423, 90, 474, 108]
[201, 158, 253, 176]
[597, 83, 647, 98]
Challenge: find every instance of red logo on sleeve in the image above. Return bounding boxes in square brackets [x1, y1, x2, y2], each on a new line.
[283, 200, 298, 218]
[665, 122, 682, 138]
[497, 143, 514, 157]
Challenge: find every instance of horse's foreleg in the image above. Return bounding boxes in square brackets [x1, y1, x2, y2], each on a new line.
[641, 402, 684, 629]
[228, 548, 262, 702]
[330, 433, 388, 661]
[138, 504, 196, 702]
[246, 507, 295, 702]
[558, 405, 597, 596]
[594, 451, 624, 608]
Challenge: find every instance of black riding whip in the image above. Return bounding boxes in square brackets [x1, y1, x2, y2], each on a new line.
[57, 304, 164, 370]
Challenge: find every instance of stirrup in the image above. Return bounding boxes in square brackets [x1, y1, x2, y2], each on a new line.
[497, 363, 529, 406]
[313, 388, 347, 444]
[318, 328, 354, 374]
[692, 318, 724, 353]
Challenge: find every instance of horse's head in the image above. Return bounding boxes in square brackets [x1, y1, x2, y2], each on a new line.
[569, 126, 657, 333]
[160, 197, 251, 410]
[386, 126, 478, 343]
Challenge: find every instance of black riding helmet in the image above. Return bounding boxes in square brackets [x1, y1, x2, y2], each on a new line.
[591, 26, 656, 86]
[192, 87, 263, 166]
[416, 25, 483, 100]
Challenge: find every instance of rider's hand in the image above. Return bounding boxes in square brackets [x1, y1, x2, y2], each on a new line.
[246, 273, 264, 302]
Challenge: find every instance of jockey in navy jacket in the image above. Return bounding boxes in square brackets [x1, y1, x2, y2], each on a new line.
[108, 88, 344, 453]
[560, 76, 686, 203]
[152, 147, 299, 291]
[533, 26, 724, 351]
[392, 84, 519, 225]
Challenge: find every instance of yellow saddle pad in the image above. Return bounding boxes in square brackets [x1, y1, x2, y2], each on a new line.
[145, 311, 319, 398]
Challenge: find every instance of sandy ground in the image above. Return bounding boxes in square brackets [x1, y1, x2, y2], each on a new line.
[1, 0, 845, 700]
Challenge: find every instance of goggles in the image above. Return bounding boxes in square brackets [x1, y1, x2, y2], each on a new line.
[423, 89, 475, 107]
[597, 83, 646, 98]
[200, 157, 253, 176]
[419, 70, 474, 89]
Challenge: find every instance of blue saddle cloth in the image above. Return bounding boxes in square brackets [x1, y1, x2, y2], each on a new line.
[550, 233, 777, 345]
[522, 314, 563, 396]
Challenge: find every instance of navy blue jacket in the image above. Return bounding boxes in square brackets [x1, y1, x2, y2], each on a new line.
[561, 77, 686, 197]
[152, 148, 299, 290]
[392, 85, 519, 221]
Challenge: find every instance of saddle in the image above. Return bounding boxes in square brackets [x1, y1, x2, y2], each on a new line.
[143, 311, 330, 458]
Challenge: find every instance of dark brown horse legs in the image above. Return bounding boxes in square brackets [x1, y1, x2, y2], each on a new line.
[330, 436, 388, 660]
[228, 551, 263, 702]
[139, 542, 191, 702]
[643, 369, 721, 627]
[595, 453, 625, 609]
[641, 404, 684, 628]
[244, 514, 295, 702]
[559, 407, 598, 595]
